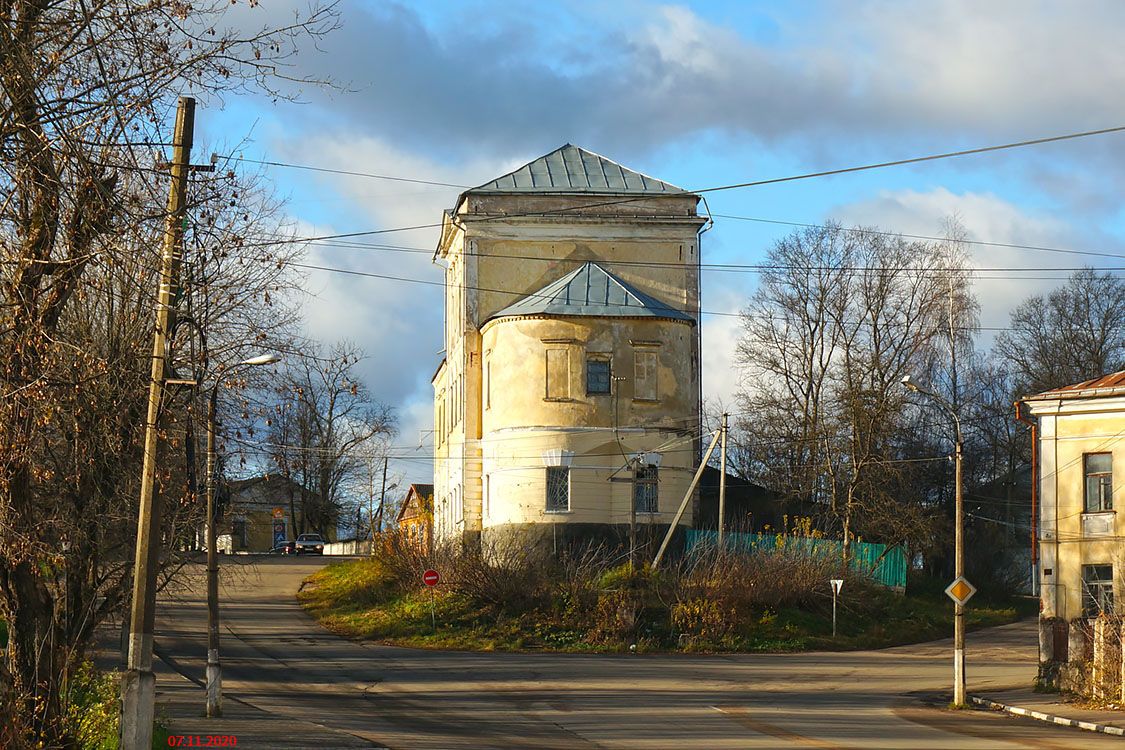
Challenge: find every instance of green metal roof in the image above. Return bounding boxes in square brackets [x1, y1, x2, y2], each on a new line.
[468, 144, 685, 195]
[488, 262, 693, 323]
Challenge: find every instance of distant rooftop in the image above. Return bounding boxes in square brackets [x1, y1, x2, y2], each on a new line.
[488, 261, 693, 323]
[467, 144, 686, 195]
[1026, 369, 1125, 401]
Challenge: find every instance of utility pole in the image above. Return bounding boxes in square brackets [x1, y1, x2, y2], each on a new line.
[203, 355, 278, 720]
[377, 456, 388, 535]
[953, 437, 965, 706]
[718, 413, 728, 547]
[205, 387, 221, 718]
[629, 458, 637, 571]
[120, 96, 194, 750]
[653, 429, 722, 569]
[902, 374, 967, 707]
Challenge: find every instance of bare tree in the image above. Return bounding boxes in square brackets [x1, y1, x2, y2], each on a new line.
[735, 224, 976, 559]
[267, 342, 396, 538]
[994, 267, 1125, 394]
[0, 2, 336, 744]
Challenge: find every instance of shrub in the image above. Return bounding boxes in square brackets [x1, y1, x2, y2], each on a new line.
[66, 662, 118, 750]
[590, 589, 641, 644]
[671, 597, 733, 645]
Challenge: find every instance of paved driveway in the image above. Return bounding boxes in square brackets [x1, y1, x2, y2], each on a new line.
[155, 557, 1114, 749]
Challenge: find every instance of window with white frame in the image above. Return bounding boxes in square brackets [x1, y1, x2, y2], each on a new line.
[1085, 453, 1113, 512]
[1083, 564, 1114, 616]
[633, 465, 658, 513]
[546, 467, 570, 512]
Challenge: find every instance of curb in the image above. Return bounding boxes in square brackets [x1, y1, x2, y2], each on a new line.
[970, 695, 1125, 737]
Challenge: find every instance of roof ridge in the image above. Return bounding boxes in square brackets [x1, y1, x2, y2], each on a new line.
[1027, 367, 1125, 400]
[465, 144, 686, 195]
[486, 260, 693, 323]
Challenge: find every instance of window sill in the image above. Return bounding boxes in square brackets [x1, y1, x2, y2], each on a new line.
[1081, 512, 1115, 537]
[545, 509, 572, 515]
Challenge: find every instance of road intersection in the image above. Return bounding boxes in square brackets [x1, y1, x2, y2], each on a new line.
[155, 557, 1114, 749]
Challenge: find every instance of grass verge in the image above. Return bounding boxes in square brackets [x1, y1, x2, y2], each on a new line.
[299, 555, 1034, 654]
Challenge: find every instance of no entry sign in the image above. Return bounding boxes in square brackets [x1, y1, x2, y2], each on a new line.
[422, 569, 440, 587]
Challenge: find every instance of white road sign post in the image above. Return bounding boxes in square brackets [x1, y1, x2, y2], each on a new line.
[830, 579, 844, 637]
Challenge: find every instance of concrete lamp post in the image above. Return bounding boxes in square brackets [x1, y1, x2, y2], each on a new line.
[205, 352, 281, 717]
[901, 374, 966, 707]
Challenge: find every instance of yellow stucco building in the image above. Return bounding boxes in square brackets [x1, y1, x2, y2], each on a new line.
[432, 145, 705, 546]
[1024, 370, 1125, 664]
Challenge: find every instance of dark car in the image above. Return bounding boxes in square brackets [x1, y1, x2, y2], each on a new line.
[269, 540, 296, 555]
[295, 533, 325, 555]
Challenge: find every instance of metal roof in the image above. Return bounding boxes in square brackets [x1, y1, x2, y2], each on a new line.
[1026, 369, 1125, 400]
[468, 144, 685, 195]
[488, 262, 693, 323]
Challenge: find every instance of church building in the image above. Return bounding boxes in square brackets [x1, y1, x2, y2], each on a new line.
[431, 145, 705, 546]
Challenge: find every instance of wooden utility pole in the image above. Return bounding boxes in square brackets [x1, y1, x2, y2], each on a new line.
[376, 456, 388, 535]
[120, 96, 194, 750]
[718, 413, 728, 547]
[652, 429, 722, 570]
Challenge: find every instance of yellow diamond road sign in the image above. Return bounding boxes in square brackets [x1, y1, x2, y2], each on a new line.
[945, 576, 977, 605]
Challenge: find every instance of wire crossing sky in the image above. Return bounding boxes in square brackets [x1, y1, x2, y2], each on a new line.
[195, 0, 1125, 485]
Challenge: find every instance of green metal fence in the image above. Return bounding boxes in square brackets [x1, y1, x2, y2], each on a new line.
[685, 529, 907, 590]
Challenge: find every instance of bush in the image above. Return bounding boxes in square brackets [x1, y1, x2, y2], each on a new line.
[66, 662, 119, 750]
[671, 597, 734, 646]
[303, 527, 1030, 654]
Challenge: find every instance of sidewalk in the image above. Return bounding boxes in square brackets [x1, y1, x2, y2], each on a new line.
[153, 656, 383, 750]
[972, 687, 1125, 737]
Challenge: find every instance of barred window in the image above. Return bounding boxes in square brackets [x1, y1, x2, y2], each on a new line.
[1085, 453, 1113, 512]
[633, 465, 658, 513]
[587, 358, 611, 394]
[546, 467, 570, 512]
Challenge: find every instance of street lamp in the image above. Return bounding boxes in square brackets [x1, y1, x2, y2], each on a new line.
[901, 374, 966, 706]
[204, 352, 280, 717]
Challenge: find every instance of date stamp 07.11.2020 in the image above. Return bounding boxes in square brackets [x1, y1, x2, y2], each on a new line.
[166, 736, 237, 747]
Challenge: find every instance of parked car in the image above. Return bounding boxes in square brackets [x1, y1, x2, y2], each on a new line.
[269, 540, 296, 555]
[295, 533, 325, 555]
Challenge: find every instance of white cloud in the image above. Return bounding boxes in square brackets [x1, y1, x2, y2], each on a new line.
[833, 187, 1086, 339]
[700, 288, 745, 410]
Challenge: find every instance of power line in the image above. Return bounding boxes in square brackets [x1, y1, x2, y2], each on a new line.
[708, 214, 1125, 262]
[230, 122, 1125, 249]
[694, 124, 1125, 193]
[221, 155, 469, 189]
[285, 260, 1120, 331]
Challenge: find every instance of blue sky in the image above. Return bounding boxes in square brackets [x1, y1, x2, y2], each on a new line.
[194, 0, 1125, 487]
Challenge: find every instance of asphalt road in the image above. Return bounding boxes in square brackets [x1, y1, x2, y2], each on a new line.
[155, 556, 1110, 749]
